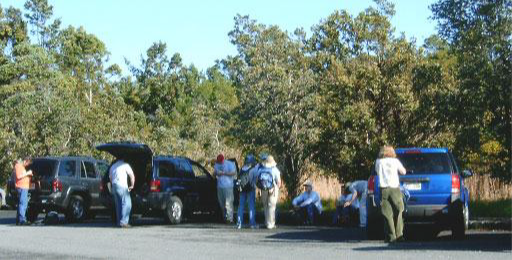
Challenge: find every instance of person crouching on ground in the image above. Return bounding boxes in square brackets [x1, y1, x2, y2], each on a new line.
[332, 185, 359, 226]
[292, 180, 323, 225]
[214, 154, 236, 224]
[343, 180, 368, 228]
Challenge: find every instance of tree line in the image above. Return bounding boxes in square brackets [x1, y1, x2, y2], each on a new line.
[1, 0, 510, 197]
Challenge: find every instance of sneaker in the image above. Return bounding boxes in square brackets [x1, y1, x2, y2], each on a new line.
[236, 224, 242, 229]
[120, 224, 131, 228]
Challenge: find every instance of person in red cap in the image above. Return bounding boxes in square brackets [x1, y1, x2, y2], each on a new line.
[214, 153, 236, 223]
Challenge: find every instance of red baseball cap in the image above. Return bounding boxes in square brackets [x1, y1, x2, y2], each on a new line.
[216, 154, 225, 163]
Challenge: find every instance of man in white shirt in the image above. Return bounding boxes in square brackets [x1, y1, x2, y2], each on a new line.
[109, 159, 135, 228]
[214, 154, 236, 223]
[292, 181, 322, 225]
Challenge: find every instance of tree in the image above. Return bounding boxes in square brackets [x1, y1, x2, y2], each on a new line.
[225, 15, 318, 196]
[431, 0, 512, 180]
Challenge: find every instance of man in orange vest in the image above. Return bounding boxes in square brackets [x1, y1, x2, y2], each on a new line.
[14, 158, 33, 225]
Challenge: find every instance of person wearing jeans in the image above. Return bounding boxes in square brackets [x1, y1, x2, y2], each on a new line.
[292, 181, 322, 225]
[109, 159, 135, 228]
[14, 158, 33, 225]
[237, 155, 258, 229]
[214, 154, 236, 223]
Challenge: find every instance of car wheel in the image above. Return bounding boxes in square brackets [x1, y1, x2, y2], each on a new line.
[27, 206, 39, 223]
[451, 201, 467, 239]
[165, 196, 183, 224]
[66, 195, 86, 223]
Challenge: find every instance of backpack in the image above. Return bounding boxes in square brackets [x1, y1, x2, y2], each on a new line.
[237, 166, 254, 193]
[256, 166, 274, 191]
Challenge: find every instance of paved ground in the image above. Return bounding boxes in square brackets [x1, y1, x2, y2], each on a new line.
[0, 210, 510, 260]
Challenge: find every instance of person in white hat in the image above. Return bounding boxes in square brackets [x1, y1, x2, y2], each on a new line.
[255, 155, 281, 229]
[292, 180, 323, 225]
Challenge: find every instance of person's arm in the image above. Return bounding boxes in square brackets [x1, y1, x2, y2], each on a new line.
[292, 194, 302, 208]
[344, 190, 358, 208]
[127, 166, 135, 191]
[397, 159, 406, 175]
[15, 164, 32, 180]
[224, 162, 236, 177]
[300, 192, 320, 207]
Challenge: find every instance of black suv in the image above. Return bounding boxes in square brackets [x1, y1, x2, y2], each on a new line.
[6, 156, 109, 223]
[96, 142, 220, 224]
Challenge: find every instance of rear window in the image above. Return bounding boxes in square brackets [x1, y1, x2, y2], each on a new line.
[29, 159, 58, 178]
[397, 153, 452, 174]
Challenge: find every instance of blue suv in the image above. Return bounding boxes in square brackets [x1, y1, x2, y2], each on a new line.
[366, 148, 472, 239]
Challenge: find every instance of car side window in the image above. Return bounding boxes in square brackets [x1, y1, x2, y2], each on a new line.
[58, 160, 76, 177]
[158, 160, 182, 178]
[96, 162, 108, 179]
[191, 164, 210, 180]
[81, 161, 97, 179]
[179, 160, 194, 179]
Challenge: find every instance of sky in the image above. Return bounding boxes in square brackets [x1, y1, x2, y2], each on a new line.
[2, 0, 439, 75]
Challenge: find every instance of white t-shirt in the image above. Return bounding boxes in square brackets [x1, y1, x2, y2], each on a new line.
[109, 160, 134, 188]
[375, 157, 406, 189]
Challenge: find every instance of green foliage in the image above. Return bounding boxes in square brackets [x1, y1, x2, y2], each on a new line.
[470, 199, 512, 218]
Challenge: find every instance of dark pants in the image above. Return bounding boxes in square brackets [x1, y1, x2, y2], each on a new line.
[381, 187, 404, 242]
[296, 204, 320, 225]
[333, 205, 359, 226]
[16, 188, 28, 224]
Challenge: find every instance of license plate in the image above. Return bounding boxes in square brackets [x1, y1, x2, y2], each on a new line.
[405, 182, 421, 190]
[30, 183, 35, 190]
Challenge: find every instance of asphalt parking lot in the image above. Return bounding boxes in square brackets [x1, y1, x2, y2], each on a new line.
[0, 210, 510, 260]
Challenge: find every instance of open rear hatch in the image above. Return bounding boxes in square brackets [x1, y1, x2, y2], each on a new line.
[96, 142, 153, 191]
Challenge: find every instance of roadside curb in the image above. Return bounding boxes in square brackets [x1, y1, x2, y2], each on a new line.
[469, 218, 512, 231]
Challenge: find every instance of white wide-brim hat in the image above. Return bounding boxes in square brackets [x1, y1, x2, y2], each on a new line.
[262, 155, 277, 168]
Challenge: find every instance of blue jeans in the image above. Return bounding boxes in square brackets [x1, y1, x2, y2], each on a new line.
[297, 204, 320, 224]
[16, 188, 28, 224]
[237, 190, 256, 226]
[112, 184, 131, 226]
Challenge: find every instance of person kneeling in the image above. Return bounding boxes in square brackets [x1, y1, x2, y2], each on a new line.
[292, 181, 322, 225]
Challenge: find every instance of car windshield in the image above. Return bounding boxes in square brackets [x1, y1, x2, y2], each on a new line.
[29, 159, 58, 178]
[397, 153, 452, 174]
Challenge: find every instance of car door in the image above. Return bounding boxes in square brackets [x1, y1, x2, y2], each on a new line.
[80, 159, 101, 209]
[57, 159, 79, 205]
[177, 159, 198, 211]
[189, 160, 217, 212]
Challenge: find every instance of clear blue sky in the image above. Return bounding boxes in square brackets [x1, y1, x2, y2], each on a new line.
[2, 0, 438, 75]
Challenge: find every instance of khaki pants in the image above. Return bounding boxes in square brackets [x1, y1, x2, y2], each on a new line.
[217, 187, 234, 222]
[380, 187, 404, 242]
[261, 188, 279, 229]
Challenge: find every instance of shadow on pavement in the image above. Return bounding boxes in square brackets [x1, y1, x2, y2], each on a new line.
[265, 227, 366, 243]
[354, 232, 512, 252]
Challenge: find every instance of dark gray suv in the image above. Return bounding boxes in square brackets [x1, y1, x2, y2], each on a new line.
[7, 156, 109, 223]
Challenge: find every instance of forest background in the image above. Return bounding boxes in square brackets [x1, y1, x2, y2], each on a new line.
[0, 0, 510, 200]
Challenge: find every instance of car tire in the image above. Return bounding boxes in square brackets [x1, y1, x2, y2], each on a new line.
[27, 206, 39, 223]
[451, 201, 467, 239]
[165, 196, 183, 224]
[66, 195, 86, 223]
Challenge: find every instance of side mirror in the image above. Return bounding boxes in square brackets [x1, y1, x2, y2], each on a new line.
[462, 169, 473, 178]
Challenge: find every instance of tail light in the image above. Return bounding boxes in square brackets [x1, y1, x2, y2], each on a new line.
[150, 179, 161, 192]
[451, 174, 460, 194]
[52, 179, 62, 192]
[367, 175, 375, 195]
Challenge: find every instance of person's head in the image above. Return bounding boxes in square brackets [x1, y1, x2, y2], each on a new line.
[23, 157, 32, 167]
[244, 154, 256, 166]
[262, 155, 277, 168]
[343, 182, 352, 194]
[216, 154, 225, 164]
[378, 145, 396, 159]
[304, 180, 313, 192]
